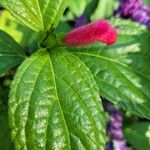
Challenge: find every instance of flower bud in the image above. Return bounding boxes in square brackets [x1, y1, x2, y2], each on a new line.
[64, 20, 117, 46]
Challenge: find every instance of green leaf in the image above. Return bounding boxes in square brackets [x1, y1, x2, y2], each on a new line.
[9, 48, 106, 149]
[91, 0, 118, 20]
[69, 19, 150, 119]
[55, 21, 71, 33]
[0, 105, 13, 150]
[109, 18, 150, 80]
[0, 30, 25, 76]
[124, 122, 150, 150]
[143, 0, 150, 6]
[110, 18, 147, 43]
[68, 0, 92, 16]
[0, 10, 43, 49]
[0, 0, 69, 31]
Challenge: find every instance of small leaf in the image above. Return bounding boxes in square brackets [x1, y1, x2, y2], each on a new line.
[9, 48, 106, 149]
[0, 105, 13, 150]
[91, 0, 118, 21]
[143, 0, 150, 6]
[69, 19, 150, 119]
[124, 122, 150, 150]
[0, 0, 69, 31]
[0, 30, 25, 76]
[68, 0, 92, 17]
[0, 10, 43, 48]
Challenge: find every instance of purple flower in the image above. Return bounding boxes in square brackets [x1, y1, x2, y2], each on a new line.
[106, 141, 113, 150]
[132, 6, 150, 27]
[113, 140, 127, 150]
[102, 99, 127, 150]
[74, 15, 86, 28]
[114, 0, 143, 18]
[115, 0, 150, 28]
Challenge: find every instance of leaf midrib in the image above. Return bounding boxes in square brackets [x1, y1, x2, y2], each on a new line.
[56, 75, 99, 147]
[48, 53, 71, 149]
[60, 53, 103, 148]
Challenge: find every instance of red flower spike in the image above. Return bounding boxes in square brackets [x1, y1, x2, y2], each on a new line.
[64, 20, 118, 46]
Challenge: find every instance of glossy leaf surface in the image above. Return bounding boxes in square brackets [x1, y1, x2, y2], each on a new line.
[0, 0, 69, 31]
[9, 49, 106, 149]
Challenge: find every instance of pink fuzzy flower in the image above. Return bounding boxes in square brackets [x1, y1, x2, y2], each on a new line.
[64, 20, 117, 46]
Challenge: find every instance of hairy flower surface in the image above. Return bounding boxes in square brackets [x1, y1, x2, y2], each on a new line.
[64, 20, 117, 46]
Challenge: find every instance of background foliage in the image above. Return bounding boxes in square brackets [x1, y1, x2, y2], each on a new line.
[0, 0, 150, 149]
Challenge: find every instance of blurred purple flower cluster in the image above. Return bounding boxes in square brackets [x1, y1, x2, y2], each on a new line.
[115, 0, 150, 27]
[74, 15, 86, 28]
[102, 100, 127, 150]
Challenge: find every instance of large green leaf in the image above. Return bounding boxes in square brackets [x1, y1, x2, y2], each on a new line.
[124, 122, 150, 150]
[9, 48, 106, 149]
[69, 19, 150, 119]
[0, 0, 69, 31]
[0, 30, 25, 76]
